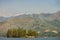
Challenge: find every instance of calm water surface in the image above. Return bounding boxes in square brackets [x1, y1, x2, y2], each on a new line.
[0, 37, 60, 40]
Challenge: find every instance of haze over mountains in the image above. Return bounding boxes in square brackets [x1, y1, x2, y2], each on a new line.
[0, 11, 60, 37]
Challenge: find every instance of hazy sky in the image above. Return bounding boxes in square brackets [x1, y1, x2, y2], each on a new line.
[0, 0, 60, 17]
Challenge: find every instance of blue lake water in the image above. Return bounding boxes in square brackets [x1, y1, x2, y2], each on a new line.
[0, 37, 60, 40]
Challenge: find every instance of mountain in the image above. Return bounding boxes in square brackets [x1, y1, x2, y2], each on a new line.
[47, 11, 60, 21]
[0, 11, 60, 37]
[40, 13, 52, 18]
[0, 17, 7, 22]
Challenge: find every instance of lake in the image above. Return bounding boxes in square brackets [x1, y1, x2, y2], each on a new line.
[0, 37, 60, 40]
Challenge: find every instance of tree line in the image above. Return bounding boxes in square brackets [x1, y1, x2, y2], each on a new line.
[7, 28, 38, 38]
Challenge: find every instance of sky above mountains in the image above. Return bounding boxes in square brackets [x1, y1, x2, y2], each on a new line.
[0, 0, 60, 17]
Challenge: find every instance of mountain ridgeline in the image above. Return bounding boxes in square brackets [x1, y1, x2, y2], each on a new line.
[0, 11, 60, 37]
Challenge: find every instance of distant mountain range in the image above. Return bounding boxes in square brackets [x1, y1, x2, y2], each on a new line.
[0, 11, 60, 37]
[0, 11, 60, 22]
[0, 17, 8, 22]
